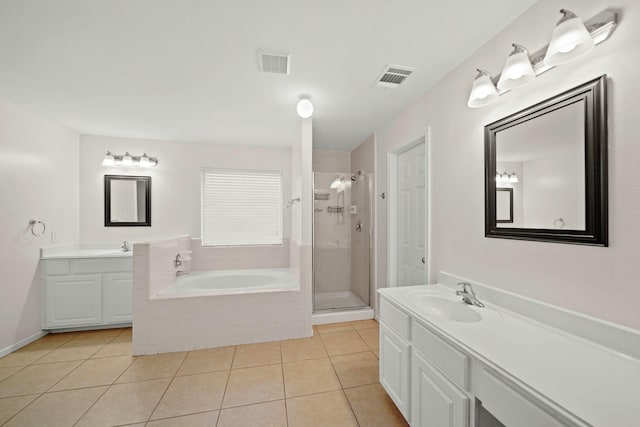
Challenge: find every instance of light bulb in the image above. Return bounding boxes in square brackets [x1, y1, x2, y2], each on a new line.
[296, 99, 314, 118]
[467, 69, 498, 108]
[122, 152, 133, 166]
[497, 44, 535, 91]
[102, 151, 115, 167]
[544, 9, 594, 66]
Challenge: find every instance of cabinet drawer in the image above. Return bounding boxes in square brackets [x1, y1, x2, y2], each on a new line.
[479, 369, 566, 427]
[71, 258, 132, 274]
[44, 260, 70, 275]
[413, 320, 469, 391]
[380, 298, 411, 340]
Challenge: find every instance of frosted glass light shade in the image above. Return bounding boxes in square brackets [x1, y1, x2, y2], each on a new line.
[467, 69, 498, 108]
[544, 9, 594, 66]
[509, 173, 519, 183]
[139, 153, 151, 167]
[122, 152, 133, 166]
[296, 99, 314, 118]
[102, 151, 115, 166]
[497, 44, 535, 91]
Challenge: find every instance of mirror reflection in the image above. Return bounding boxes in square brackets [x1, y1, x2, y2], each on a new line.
[104, 175, 151, 227]
[495, 100, 585, 230]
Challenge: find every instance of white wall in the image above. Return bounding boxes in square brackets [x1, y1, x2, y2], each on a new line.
[374, 0, 640, 329]
[79, 135, 292, 243]
[0, 100, 79, 352]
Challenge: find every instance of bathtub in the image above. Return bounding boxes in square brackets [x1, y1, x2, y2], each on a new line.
[153, 268, 299, 299]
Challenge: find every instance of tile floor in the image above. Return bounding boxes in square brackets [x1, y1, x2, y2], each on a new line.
[0, 320, 408, 427]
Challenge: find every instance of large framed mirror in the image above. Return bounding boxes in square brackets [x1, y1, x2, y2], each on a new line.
[485, 75, 607, 246]
[104, 175, 151, 227]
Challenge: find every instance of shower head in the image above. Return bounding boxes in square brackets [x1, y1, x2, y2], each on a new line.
[351, 175, 357, 181]
[351, 171, 362, 181]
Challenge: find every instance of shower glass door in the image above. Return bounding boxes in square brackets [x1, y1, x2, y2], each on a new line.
[313, 171, 371, 311]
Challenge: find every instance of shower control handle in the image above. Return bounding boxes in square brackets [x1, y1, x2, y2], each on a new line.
[422, 257, 425, 264]
[355, 220, 362, 232]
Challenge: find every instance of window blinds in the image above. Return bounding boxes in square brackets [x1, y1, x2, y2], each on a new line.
[201, 168, 283, 246]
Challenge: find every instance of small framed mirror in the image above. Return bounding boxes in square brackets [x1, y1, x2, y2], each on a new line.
[485, 75, 608, 246]
[496, 188, 513, 224]
[104, 175, 151, 227]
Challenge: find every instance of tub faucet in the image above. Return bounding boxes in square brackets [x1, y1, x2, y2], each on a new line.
[174, 253, 183, 268]
[455, 282, 485, 308]
[121, 241, 131, 252]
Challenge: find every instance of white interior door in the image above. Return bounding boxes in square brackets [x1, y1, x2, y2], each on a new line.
[397, 142, 426, 286]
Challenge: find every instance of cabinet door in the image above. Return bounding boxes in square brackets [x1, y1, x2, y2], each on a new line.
[412, 350, 469, 427]
[380, 323, 411, 421]
[103, 273, 133, 324]
[45, 274, 102, 328]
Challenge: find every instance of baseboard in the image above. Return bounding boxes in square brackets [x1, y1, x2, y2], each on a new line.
[0, 330, 48, 358]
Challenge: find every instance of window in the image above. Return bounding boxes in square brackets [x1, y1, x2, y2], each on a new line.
[201, 168, 283, 246]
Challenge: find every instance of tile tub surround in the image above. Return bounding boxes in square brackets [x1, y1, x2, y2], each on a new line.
[0, 321, 408, 426]
[133, 236, 312, 355]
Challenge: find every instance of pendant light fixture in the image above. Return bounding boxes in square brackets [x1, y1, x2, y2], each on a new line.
[544, 9, 595, 66]
[497, 44, 535, 91]
[467, 69, 499, 108]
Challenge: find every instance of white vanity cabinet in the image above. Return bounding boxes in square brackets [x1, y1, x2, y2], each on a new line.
[41, 254, 133, 330]
[380, 296, 471, 426]
[379, 298, 412, 419]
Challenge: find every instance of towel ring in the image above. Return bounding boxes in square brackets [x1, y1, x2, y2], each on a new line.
[553, 218, 565, 228]
[29, 220, 46, 237]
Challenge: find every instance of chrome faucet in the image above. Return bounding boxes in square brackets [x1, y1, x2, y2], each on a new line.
[455, 282, 485, 308]
[121, 241, 131, 252]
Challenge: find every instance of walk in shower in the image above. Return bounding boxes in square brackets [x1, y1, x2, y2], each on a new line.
[313, 171, 373, 312]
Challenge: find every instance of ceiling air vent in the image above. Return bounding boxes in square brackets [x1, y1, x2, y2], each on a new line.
[375, 65, 416, 88]
[257, 50, 291, 75]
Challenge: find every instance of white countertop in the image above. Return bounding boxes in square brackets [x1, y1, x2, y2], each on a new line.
[40, 243, 133, 259]
[379, 284, 640, 426]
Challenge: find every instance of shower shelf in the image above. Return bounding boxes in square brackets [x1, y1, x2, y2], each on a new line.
[314, 193, 330, 201]
[327, 206, 344, 214]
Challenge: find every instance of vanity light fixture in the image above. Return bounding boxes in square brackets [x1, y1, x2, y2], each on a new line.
[296, 98, 314, 118]
[544, 9, 595, 66]
[102, 151, 116, 166]
[467, 8, 617, 108]
[467, 69, 499, 108]
[497, 44, 535, 91]
[101, 151, 158, 168]
[495, 172, 518, 185]
[122, 152, 134, 167]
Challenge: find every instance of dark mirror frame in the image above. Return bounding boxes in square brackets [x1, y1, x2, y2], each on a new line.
[485, 75, 608, 246]
[104, 175, 152, 227]
[495, 188, 514, 224]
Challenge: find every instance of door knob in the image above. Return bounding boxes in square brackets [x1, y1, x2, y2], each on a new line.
[421, 257, 426, 264]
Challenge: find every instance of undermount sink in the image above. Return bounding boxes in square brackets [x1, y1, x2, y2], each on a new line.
[411, 294, 482, 323]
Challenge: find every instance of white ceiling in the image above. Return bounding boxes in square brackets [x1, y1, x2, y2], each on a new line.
[0, 0, 538, 150]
